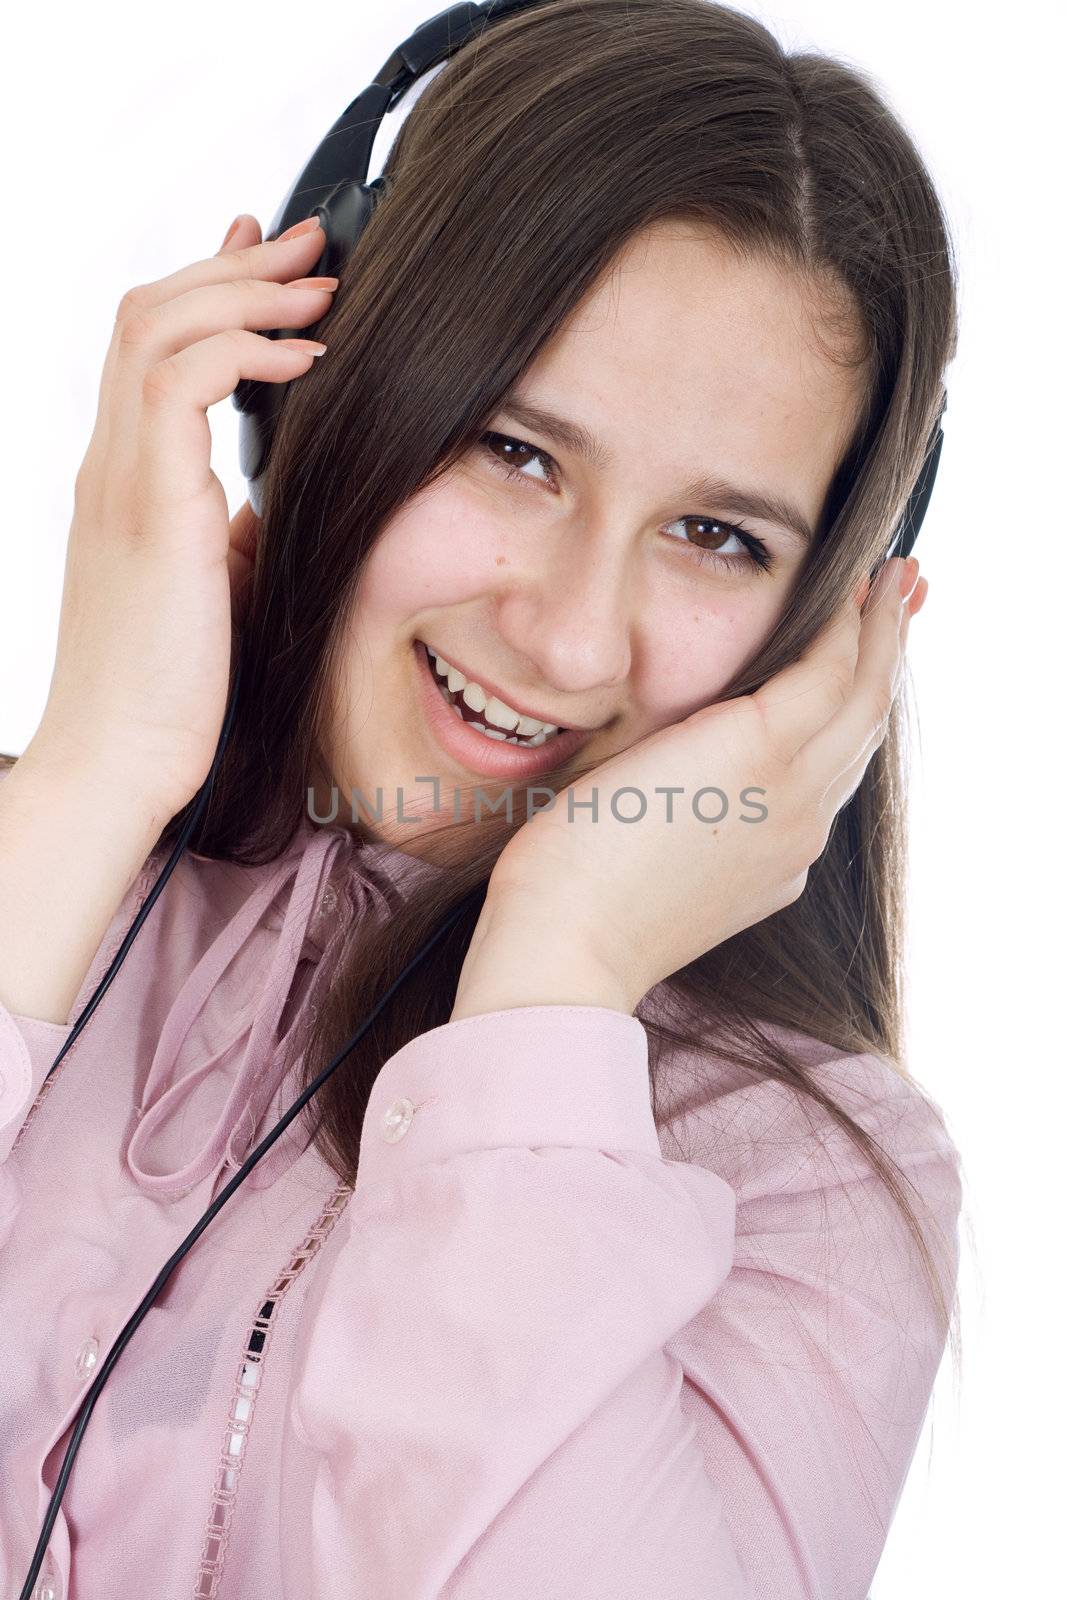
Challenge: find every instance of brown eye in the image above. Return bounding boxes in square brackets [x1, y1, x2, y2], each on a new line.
[663, 515, 774, 576]
[480, 431, 558, 487]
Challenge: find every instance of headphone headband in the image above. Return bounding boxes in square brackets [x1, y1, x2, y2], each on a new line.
[233, 1, 547, 502]
[265, 1, 542, 240]
[383, 0, 543, 95]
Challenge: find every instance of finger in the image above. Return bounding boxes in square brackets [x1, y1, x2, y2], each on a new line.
[123, 219, 328, 313]
[822, 578, 928, 809]
[229, 498, 260, 564]
[99, 219, 325, 401]
[754, 556, 913, 766]
[136, 330, 327, 518]
[96, 275, 333, 496]
[94, 218, 325, 425]
[217, 214, 261, 256]
[829, 660, 906, 810]
[86, 217, 323, 479]
[796, 560, 916, 798]
[113, 276, 338, 370]
[749, 585, 864, 766]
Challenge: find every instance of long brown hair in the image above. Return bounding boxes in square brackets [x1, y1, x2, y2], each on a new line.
[159, 0, 961, 1355]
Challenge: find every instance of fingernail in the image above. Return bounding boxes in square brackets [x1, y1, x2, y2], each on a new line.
[277, 338, 329, 356]
[897, 556, 920, 599]
[908, 576, 929, 617]
[220, 215, 244, 249]
[276, 215, 324, 242]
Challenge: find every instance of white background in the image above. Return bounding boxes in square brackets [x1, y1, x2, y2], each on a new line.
[1, 2, 1062, 1591]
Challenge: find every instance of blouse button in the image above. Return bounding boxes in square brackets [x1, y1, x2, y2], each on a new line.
[33, 1558, 62, 1600]
[74, 1337, 100, 1381]
[382, 1097, 414, 1142]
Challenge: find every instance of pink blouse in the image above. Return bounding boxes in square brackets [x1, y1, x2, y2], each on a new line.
[0, 778, 961, 1599]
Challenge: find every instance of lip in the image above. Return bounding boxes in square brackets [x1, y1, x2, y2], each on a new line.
[413, 639, 597, 780]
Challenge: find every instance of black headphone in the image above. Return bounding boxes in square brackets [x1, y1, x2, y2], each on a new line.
[233, 0, 551, 513]
[18, 3, 946, 1591]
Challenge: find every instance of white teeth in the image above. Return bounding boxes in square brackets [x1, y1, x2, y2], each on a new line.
[483, 694, 520, 733]
[444, 697, 550, 746]
[426, 645, 560, 738]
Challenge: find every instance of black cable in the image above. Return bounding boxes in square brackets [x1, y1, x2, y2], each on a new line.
[41, 653, 245, 1088]
[19, 638, 479, 1595]
[19, 882, 473, 1598]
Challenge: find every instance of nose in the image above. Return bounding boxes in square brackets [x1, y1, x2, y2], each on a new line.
[493, 512, 633, 705]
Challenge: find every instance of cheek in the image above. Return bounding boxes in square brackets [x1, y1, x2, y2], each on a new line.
[638, 595, 781, 724]
[356, 480, 506, 618]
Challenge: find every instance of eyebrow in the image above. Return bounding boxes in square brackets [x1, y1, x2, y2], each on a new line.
[496, 392, 817, 547]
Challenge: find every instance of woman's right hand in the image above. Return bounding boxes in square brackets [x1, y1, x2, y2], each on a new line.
[29, 212, 338, 825]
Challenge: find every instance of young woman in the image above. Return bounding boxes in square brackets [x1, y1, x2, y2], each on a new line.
[0, 1, 960, 1595]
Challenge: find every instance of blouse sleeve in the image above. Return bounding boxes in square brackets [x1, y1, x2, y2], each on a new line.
[0, 1006, 73, 1155]
[0, 762, 76, 1170]
[284, 1004, 962, 1600]
[0, 1003, 74, 1247]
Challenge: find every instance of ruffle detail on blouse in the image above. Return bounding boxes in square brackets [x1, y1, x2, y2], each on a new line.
[122, 821, 366, 1200]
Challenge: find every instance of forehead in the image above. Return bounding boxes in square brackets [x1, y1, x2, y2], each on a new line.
[525, 218, 868, 521]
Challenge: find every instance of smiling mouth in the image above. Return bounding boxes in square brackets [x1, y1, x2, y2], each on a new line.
[421, 642, 569, 747]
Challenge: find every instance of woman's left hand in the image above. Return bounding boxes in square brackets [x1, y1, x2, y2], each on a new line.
[452, 555, 925, 1021]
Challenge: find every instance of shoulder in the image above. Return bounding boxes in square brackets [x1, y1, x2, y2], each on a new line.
[654, 1016, 959, 1186]
[638, 1022, 963, 1597]
[651, 1017, 963, 1311]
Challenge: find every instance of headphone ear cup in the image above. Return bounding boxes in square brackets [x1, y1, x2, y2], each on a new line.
[234, 179, 386, 515]
[304, 178, 386, 276]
